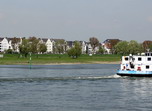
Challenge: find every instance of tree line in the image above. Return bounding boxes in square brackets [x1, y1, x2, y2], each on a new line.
[5, 36, 152, 58]
[19, 37, 47, 57]
[107, 40, 152, 55]
[6, 37, 101, 58]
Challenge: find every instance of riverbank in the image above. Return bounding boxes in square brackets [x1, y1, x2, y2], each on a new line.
[44, 61, 120, 65]
[0, 54, 121, 65]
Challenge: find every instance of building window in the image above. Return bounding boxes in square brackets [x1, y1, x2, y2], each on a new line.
[148, 57, 151, 61]
[138, 57, 142, 61]
[146, 65, 150, 69]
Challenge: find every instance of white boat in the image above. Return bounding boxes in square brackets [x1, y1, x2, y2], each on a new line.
[117, 52, 152, 77]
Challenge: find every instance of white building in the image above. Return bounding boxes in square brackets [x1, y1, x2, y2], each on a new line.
[80, 41, 87, 54]
[41, 38, 54, 53]
[86, 43, 93, 54]
[0, 38, 12, 52]
[7, 37, 22, 53]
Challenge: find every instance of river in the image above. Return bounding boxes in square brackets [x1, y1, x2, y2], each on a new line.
[0, 64, 152, 111]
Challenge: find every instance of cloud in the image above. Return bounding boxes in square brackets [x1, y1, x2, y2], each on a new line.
[148, 16, 152, 23]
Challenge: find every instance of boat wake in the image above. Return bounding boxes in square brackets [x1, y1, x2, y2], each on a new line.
[0, 74, 121, 82]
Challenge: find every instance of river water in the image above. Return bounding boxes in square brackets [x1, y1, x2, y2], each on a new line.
[0, 64, 152, 111]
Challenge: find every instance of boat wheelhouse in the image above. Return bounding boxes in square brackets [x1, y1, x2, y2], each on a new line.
[117, 52, 152, 77]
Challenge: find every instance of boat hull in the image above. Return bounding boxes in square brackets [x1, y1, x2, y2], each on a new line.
[117, 70, 152, 77]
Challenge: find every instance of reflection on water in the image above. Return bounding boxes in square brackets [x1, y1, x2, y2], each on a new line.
[118, 78, 152, 111]
[0, 64, 152, 111]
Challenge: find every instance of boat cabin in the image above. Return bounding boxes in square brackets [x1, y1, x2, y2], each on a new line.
[121, 52, 152, 71]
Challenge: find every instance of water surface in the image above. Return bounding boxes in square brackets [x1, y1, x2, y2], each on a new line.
[0, 64, 152, 111]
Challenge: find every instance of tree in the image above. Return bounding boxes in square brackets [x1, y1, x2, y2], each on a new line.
[12, 37, 21, 52]
[28, 37, 39, 54]
[89, 37, 99, 54]
[38, 43, 47, 54]
[150, 44, 152, 52]
[143, 41, 152, 51]
[67, 41, 82, 58]
[128, 40, 143, 55]
[115, 40, 144, 55]
[97, 46, 105, 54]
[5, 49, 13, 54]
[55, 39, 65, 54]
[115, 41, 129, 55]
[108, 39, 120, 54]
[19, 38, 30, 57]
[67, 48, 77, 58]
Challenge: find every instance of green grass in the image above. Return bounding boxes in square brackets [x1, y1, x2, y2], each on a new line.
[0, 54, 122, 65]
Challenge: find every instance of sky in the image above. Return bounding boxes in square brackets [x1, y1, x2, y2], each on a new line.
[0, 0, 152, 43]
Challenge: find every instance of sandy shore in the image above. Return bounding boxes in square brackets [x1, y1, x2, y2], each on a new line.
[44, 61, 120, 65]
[0, 61, 120, 65]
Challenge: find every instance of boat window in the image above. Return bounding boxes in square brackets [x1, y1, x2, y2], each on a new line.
[148, 57, 151, 61]
[138, 57, 142, 61]
[125, 57, 128, 61]
[148, 53, 150, 56]
[146, 65, 150, 69]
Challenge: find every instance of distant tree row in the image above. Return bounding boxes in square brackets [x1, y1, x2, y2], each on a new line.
[88, 37, 152, 55]
[5, 36, 152, 58]
[19, 37, 47, 57]
[115, 40, 152, 55]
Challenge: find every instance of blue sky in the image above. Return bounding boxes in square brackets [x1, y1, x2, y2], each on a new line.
[0, 0, 152, 42]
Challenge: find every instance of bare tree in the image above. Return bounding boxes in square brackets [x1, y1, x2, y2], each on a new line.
[143, 41, 152, 51]
[28, 36, 39, 54]
[108, 39, 120, 54]
[12, 37, 21, 52]
[55, 39, 65, 54]
[89, 37, 99, 54]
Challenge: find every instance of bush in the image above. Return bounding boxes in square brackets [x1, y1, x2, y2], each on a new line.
[5, 49, 13, 54]
[67, 41, 82, 59]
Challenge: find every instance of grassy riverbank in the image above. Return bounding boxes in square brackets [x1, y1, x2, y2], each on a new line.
[0, 54, 121, 65]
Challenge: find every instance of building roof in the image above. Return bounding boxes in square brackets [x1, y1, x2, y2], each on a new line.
[103, 39, 120, 43]
[0, 38, 4, 42]
[143, 40, 152, 43]
[6, 38, 14, 42]
[52, 39, 65, 42]
[41, 38, 48, 42]
[66, 41, 74, 47]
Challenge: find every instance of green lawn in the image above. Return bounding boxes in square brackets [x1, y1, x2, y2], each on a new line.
[0, 54, 122, 65]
